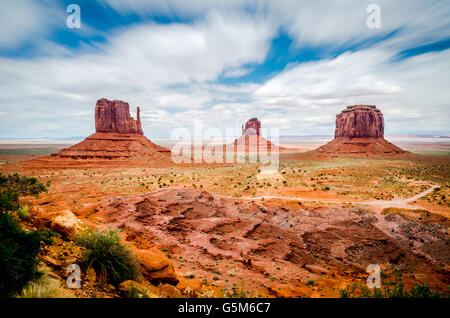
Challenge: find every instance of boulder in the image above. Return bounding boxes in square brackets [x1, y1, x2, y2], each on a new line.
[133, 249, 179, 285]
[49, 210, 85, 238]
[159, 283, 183, 298]
[176, 277, 203, 293]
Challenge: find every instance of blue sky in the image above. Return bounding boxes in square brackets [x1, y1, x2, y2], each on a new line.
[0, 0, 449, 138]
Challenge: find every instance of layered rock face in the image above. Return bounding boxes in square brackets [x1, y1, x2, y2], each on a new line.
[314, 105, 406, 157]
[95, 98, 143, 135]
[53, 98, 170, 161]
[242, 118, 261, 136]
[334, 105, 384, 138]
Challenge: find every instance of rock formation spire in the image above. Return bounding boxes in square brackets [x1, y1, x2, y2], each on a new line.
[95, 98, 143, 135]
[242, 118, 261, 136]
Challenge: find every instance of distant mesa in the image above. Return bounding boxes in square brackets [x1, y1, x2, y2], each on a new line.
[314, 105, 407, 157]
[232, 117, 287, 153]
[53, 98, 170, 161]
[242, 117, 261, 136]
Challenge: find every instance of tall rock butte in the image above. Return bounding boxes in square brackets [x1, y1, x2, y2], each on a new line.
[242, 118, 261, 136]
[53, 98, 170, 161]
[231, 117, 286, 152]
[95, 98, 143, 135]
[315, 105, 406, 157]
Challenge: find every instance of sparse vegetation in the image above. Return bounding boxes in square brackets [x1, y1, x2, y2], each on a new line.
[0, 173, 52, 298]
[15, 266, 70, 298]
[339, 270, 448, 298]
[76, 229, 141, 285]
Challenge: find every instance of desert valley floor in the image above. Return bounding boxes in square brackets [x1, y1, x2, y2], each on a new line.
[1, 140, 449, 298]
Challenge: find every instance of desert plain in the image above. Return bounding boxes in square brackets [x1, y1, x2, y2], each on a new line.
[1, 132, 449, 298]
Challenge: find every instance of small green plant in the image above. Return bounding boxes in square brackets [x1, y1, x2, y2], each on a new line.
[15, 267, 70, 298]
[16, 207, 28, 220]
[339, 270, 448, 298]
[76, 229, 141, 285]
[128, 285, 151, 298]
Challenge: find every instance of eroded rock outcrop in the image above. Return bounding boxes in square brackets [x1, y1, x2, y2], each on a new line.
[335, 105, 384, 138]
[232, 117, 287, 153]
[314, 105, 407, 157]
[242, 117, 261, 136]
[95, 98, 143, 135]
[52, 98, 170, 161]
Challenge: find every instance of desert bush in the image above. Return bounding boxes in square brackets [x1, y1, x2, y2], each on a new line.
[76, 229, 141, 285]
[0, 213, 55, 298]
[128, 284, 153, 298]
[15, 268, 70, 298]
[339, 270, 447, 298]
[16, 207, 28, 220]
[0, 174, 49, 298]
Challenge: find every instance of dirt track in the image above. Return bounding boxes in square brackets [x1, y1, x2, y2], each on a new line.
[112, 183, 440, 211]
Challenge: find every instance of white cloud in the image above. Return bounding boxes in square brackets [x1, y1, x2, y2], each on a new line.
[249, 47, 450, 134]
[0, 0, 57, 49]
[0, 1, 449, 138]
[0, 11, 275, 137]
[100, 0, 450, 51]
[223, 67, 251, 78]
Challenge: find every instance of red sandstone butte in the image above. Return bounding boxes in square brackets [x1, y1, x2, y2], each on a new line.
[315, 105, 406, 157]
[52, 98, 170, 161]
[232, 117, 287, 153]
[242, 117, 261, 136]
[95, 98, 143, 135]
[335, 105, 384, 138]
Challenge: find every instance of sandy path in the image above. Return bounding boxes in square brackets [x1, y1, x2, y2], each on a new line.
[113, 183, 439, 211]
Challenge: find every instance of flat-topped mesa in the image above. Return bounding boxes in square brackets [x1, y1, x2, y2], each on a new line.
[95, 98, 143, 135]
[242, 117, 261, 136]
[335, 105, 384, 138]
[314, 104, 407, 157]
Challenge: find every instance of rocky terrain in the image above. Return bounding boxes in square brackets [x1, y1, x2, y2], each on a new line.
[51, 99, 170, 161]
[315, 105, 407, 157]
[82, 187, 448, 297]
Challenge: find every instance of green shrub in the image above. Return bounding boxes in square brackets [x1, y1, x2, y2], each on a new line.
[16, 207, 28, 220]
[0, 213, 45, 298]
[76, 229, 141, 285]
[0, 174, 49, 298]
[0, 173, 47, 213]
[339, 270, 448, 298]
[128, 285, 151, 298]
[15, 267, 70, 298]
